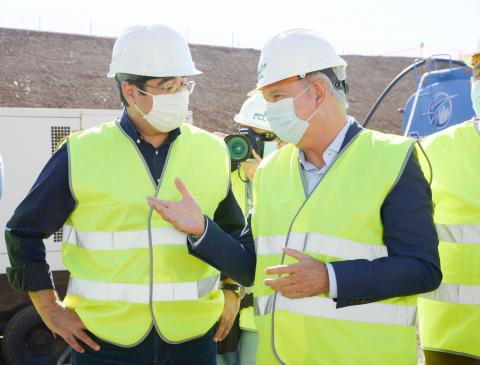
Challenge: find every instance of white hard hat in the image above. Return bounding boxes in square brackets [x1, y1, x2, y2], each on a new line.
[234, 93, 272, 131]
[462, 38, 480, 68]
[107, 24, 202, 78]
[249, 28, 347, 95]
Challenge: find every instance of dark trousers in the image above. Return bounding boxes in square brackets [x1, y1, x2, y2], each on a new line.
[71, 326, 217, 365]
[424, 350, 480, 365]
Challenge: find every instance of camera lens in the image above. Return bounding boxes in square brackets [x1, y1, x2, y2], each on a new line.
[225, 134, 252, 164]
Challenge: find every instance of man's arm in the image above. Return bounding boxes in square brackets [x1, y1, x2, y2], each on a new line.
[187, 186, 256, 287]
[5, 144, 75, 291]
[187, 214, 256, 287]
[148, 178, 256, 287]
[331, 152, 442, 308]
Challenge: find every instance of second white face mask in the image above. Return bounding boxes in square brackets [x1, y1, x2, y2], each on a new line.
[265, 85, 318, 145]
[135, 89, 189, 133]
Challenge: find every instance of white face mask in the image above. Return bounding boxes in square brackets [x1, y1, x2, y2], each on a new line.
[265, 85, 319, 145]
[471, 79, 480, 117]
[135, 89, 189, 132]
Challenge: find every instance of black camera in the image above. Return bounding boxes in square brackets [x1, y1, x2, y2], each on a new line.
[225, 128, 276, 166]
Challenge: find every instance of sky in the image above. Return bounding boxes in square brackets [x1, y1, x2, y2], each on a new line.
[1, 0, 479, 58]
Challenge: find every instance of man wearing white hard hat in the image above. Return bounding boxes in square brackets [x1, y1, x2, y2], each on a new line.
[149, 28, 441, 364]
[417, 42, 480, 365]
[5, 24, 245, 365]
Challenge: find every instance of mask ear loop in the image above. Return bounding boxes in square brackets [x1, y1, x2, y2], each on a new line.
[134, 104, 148, 119]
[137, 87, 155, 97]
[294, 82, 322, 123]
[134, 86, 154, 119]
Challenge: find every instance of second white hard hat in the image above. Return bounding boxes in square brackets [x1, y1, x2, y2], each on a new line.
[249, 29, 347, 95]
[107, 24, 202, 78]
[234, 93, 272, 132]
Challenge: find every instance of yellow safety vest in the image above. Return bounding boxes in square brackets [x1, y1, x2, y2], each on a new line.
[252, 129, 418, 365]
[418, 119, 480, 359]
[62, 121, 230, 346]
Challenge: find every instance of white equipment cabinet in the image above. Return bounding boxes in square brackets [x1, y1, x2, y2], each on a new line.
[0, 107, 121, 365]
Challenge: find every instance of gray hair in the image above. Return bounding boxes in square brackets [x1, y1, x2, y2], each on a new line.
[305, 71, 348, 110]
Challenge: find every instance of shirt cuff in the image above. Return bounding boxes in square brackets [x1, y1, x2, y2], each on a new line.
[187, 216, 209, 248]
[326, 263, 338, 299]
[6, 262, 55, 293]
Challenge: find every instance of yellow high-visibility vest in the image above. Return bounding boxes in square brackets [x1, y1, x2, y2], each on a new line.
[252, 129, 418, 365]
[62, 121, 230, 346]
[418, 119, 480, 359]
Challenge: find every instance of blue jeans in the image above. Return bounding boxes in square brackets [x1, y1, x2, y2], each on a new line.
[71, 326, 217, 365]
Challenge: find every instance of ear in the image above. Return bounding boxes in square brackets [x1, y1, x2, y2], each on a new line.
[311, 79, 328, 108]
[122, 81, 138, 106]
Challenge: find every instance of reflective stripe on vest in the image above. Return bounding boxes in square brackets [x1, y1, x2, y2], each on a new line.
[254, 294, 416, 326]
[63, 225, 187, 250]
[423, 282, 480, 305]
[436, 223, 480, 244]
[68, 275, 220, 303]
[256, 232, 388, 260]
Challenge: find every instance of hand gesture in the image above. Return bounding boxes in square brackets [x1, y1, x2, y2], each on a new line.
[147, 178, 205, 236]
[264, 248, 329, 299]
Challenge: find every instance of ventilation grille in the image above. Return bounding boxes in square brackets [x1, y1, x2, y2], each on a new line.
[53, 230, 64, 243]
[50, 126, 71, 155]
[51, 126, 72, 243]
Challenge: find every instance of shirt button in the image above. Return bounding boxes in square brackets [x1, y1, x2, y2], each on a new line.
[136, 139, 141, 144]
[155, 151, 159, 155]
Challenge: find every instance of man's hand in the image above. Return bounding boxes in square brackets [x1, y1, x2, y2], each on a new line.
[214, 289, 240, 342]
[147, 178, 205, 236]
[263, 247, 329, 299]
[29, 290, 100, 354]
[240, 149, 262, 181]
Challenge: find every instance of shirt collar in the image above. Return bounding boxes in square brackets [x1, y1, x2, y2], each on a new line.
[119, 109, 181, 146]
[299, 116, 353, 173]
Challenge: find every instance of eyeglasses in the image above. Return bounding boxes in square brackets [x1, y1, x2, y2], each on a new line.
[145, 80, 196, 95]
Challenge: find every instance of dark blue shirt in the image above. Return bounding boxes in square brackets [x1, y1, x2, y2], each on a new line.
[5, 110, 245, 292]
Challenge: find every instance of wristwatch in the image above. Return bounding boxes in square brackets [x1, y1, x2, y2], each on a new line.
[219, 283, 246, 299]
